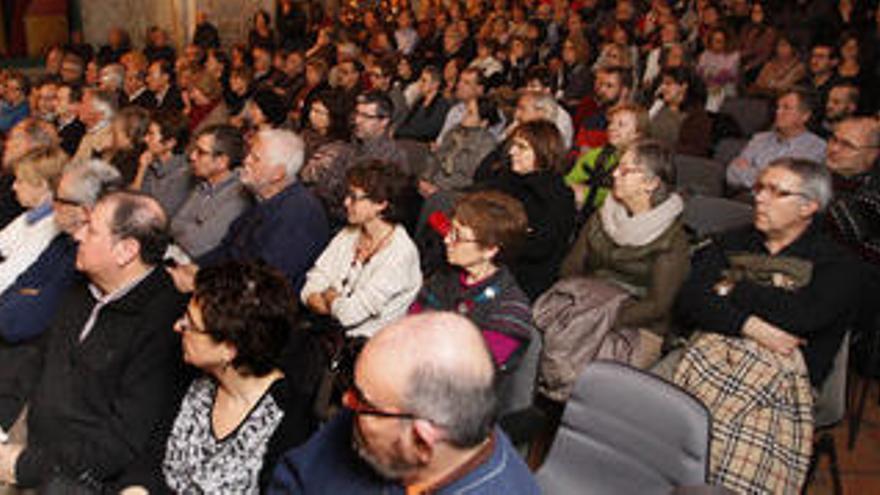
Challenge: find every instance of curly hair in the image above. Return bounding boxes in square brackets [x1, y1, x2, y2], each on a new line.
[346, 160, 414, 224]
[194, 262, 298, 377]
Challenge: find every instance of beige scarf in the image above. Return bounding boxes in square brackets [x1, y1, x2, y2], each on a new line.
[599, 193, 684, 247]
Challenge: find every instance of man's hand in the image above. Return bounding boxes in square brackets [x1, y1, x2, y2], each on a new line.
[166, 263, 199, 293]
[0, 443, 23, 484]
[742, 316, 805, 355]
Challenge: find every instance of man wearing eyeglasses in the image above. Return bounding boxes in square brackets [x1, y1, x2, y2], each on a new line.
[268, 312, 539, 494]
[675, 158, 861, 490]
[824, 117, 880, 348]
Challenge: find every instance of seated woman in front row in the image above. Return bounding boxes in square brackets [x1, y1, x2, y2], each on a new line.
[159, 262, 315, 493]
[301, 160, 422, 340]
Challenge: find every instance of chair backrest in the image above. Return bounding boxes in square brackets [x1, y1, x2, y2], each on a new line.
[719, 96, 772, 137]
[713, 137, 749, 166]
[814, 331, 850, 428]
[498, 325, 542, 416]
[683, 195, 754, 238]
[674, 154, 726, 197]
[536, 361, 711, 495]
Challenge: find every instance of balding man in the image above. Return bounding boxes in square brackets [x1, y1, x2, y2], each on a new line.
[172, 129, 329, 293]
[268, 312, 539, 494]
[0, 191, 187, 490]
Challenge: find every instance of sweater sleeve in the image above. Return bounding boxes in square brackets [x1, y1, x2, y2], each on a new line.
[616, 232, 690, 332]
[331, 232, 422, 329]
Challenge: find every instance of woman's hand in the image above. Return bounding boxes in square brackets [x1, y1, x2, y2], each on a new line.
[305, 292, 330, 315]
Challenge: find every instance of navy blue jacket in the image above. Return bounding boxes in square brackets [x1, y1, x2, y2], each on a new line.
[199, 182, 329, 293]
[0, 235, 80, 344]
[267, 410, 540, 494]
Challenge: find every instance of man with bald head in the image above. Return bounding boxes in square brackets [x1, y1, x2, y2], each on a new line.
[269, 312, 539, 494]
[0, 190, 187, 490]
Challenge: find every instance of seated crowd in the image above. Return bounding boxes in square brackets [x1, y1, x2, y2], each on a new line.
[0, 0, 878, 492]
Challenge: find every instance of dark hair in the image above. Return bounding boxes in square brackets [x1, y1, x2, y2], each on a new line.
[115, 106, 151, 150]
[660, 67, 706, 111]
[6, 71, 31, 97]
[198, 124, 246, 167]
[357, 91, 394, 120]
[597, 65, 634, 91]
[346, 160, 414, 224]
[150, 59, 175, 85]
[510, 120, 565, 173]
[452, 190, 527, 262]
[105, 190, 170, 265]
[475, 96, 501, 127]
[194, 262, 296, 377]
[525, 65, 555, 92]
[252, 88, 288, 127]
[311, 89, 352, 141]
[61, 82, 84, 103]
[779, 86, 815, 115]
[152, 111, 190, 155]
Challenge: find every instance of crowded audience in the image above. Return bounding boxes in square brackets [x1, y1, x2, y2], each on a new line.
[0, 0, 878, 492]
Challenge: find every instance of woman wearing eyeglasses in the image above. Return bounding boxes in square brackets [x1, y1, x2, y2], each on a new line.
[301, 160, 422, 340]
[411, 190, 537, 413]
[558, 139, 688, 369]
[155, 262, 314, 494]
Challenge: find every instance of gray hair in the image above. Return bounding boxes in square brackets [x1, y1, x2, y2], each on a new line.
[100, 64, 125, 90]
[403, 361, 497, 448]
[624, 139, 674, 206]
[87, 88, 118, 121]
[765, 157, 833, 211]
[256, 129, 305, 179]
[63, 159, 123, 206]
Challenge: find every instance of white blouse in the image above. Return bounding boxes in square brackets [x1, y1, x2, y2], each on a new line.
[301, 225, 422, 338]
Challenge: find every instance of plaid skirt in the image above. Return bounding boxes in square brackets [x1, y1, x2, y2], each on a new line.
[674, 333, 814, 494]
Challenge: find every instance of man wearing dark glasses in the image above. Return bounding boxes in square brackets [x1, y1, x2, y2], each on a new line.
[268, 312, 539, 494]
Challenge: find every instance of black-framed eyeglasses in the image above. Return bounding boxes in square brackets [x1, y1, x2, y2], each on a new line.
[345, 190, 371, 202]
[354, 110, 385, 120]
[343, 382, 416, 420]
[191, 145, 218, 158]
[752, 181, 808, 200]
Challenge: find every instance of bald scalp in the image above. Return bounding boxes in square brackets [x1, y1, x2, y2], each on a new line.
[365, 313, 494, 383]
[361, 313, 498, 448]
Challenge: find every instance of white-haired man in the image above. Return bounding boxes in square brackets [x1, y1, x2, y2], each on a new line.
[170, 129, 329, 293]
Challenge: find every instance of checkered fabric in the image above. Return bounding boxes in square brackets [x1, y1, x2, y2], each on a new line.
[674, 333, 814, 494]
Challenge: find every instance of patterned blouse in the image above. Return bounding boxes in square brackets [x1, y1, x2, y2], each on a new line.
[163, 377, 285, 494]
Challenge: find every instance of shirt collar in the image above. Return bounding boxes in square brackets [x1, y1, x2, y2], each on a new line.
[88, 267, 156, 306]
[25, 200, 54, 225]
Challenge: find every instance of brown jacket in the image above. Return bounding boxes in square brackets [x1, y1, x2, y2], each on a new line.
[560, 213, 690, 336]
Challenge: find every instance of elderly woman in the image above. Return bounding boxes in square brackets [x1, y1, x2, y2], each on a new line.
[560, 139, 689, 365]
[479, 120, 576, 300]
[566, 103, 649, 215]
[413, 190, 532, 367]
[0, 147, 66, 295]
[301, 160, 422, 339]
[160, 262, 313, 493]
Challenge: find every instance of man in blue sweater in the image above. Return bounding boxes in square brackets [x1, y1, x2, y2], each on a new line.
[268, 312, 540, 494]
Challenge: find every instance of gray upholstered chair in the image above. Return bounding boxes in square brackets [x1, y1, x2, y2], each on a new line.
[536, 361, 712, 495]
[683, 195, 754, 238]
[673, 155, 726, 197]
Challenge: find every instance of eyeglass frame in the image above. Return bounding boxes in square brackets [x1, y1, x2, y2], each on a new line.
[343, 382, 417, 420]
[751, 180, 809, 200]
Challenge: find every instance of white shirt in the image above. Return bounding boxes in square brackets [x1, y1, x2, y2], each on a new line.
[0, 205, 59, 295]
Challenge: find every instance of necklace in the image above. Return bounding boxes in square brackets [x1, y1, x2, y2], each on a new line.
[355, 224, 395, 264]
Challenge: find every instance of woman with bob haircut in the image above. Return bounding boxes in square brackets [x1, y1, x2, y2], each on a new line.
[157, 261, 315, 493]
[479, 120, 576, 301]
[301, 160, 422, 339]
